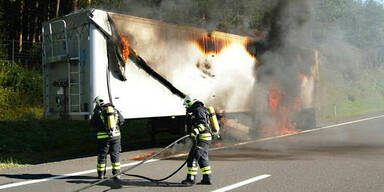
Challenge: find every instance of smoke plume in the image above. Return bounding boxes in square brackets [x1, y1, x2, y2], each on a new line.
[94, 0, 383, 143]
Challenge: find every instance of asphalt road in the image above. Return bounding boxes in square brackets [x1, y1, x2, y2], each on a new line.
[1, 114, 384, 192]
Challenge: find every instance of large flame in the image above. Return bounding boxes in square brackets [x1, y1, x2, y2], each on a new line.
[118, 34, 138, 64]
[260, 83, 300, 137]
[119, 34, 130, 63]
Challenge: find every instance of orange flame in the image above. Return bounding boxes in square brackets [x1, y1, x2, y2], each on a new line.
[194, 32, 227, 56]
[275, 105, 298, 135]
[244, 38, 257, 59]
[268, 86, 282, 111]
[260, 83, 299, 137]
[120, 35, 130, 63]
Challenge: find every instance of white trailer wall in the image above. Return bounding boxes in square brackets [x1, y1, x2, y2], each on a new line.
[43, 9, 258, 119]
[108, 13, 257, 118]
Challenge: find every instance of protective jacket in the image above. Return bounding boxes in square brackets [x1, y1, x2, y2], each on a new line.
[91, 103, 124, 140]
[185, 101, 212, 138]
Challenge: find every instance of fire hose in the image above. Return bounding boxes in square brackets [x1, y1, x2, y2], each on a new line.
[73, 134, 195, 192]
[121, 135, 196, 182]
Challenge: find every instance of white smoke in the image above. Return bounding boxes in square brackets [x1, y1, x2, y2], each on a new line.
[96, 0, 381, 142]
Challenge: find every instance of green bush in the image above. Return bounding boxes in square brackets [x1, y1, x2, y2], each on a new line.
[0, 61, 42, 104]
[0, 60, 43, 121]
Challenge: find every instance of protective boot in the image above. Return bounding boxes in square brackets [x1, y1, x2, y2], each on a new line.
[97, 169, 106, 180]
[112, 169, 121, 181]
[199, 174, 212, 185]
[181, 174, 195, 185]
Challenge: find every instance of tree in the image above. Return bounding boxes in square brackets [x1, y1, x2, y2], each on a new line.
[0, 3, 6, 59]
[56, 0, 60, 17]
[73, 0, 78, 11]
[18, 0, 24, 53]
[316, 0, 384, 68]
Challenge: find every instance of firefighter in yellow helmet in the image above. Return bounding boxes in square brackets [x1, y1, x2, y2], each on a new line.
[91, 96, 124, 180]
[181, 95, 213, 185]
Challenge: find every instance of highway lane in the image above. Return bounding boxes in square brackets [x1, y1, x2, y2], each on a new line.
[1, 114, 384, 192]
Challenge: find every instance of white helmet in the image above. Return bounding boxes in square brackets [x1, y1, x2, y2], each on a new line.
[94, 96, 104, 106]
[183, 95, 197, 108]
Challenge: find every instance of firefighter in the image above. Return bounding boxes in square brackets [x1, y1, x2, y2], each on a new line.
[181, 95, 212, 185]
[90, 96, 124, 180]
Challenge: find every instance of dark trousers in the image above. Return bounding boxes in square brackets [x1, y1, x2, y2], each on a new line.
[187, 137, 211, 175]
[97, 137, 121, 175]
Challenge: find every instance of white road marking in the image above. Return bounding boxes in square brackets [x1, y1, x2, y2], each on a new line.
[211, 174, 271, 192]
[0, 159, 158, 190]
[300, 114, 384, 133]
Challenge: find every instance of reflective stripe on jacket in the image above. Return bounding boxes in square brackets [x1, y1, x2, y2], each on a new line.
[96, 130, 121, 139]
[199, 132, 212, 141]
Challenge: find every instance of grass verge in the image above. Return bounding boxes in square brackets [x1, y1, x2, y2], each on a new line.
[317, 67, 384, 122]
[0, 157, 25, 169]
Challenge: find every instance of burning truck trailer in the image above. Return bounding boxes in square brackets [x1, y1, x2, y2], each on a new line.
[252, 47, 320, 138]
[41, 9, 318, 140]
